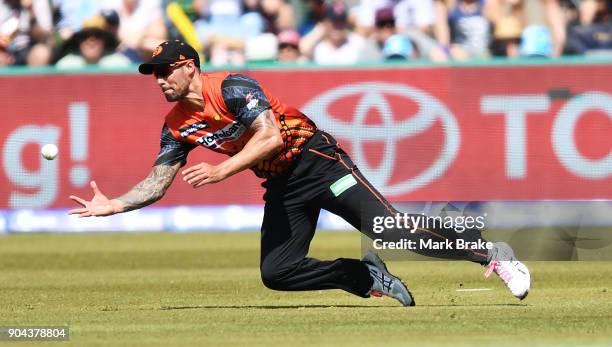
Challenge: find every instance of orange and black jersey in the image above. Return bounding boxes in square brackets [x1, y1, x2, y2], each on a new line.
[154, 71, 317, 179]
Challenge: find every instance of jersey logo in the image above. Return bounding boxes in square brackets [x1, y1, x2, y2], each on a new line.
[179, 120, 209, 137]
[246, 98, 259, 110]
[196, 121, 246, 149]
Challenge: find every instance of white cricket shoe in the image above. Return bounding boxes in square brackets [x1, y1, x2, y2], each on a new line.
[362, 251, 415, 306]
[485, 242, 531, 300]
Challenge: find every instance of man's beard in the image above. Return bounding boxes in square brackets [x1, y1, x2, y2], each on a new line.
[164, 92, 180, 101]
[164, 87, 187, 102]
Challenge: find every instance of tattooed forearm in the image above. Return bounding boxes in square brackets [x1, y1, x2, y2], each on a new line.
[117, 163, 180, 212]
[250, 110, 277, 132]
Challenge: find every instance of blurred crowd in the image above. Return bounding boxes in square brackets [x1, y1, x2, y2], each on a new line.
[0, 0, 610, 68]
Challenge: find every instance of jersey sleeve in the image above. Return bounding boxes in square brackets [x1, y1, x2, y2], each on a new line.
[153, 123, 196, 167]
[221, 74, 272, 127]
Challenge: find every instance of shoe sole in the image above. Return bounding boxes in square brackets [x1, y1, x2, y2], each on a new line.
[365, 252, 415, 307]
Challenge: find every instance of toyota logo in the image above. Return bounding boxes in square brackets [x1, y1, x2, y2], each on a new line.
[302, 82, 460, 196]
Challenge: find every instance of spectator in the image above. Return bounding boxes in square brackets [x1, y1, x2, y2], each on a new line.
[276, 29, 306, 62]
[26, 39, 51, 65]
[486, 0, 524, 57]
[53, 0, 107, 40]
[103, 0, 167, 62]
[0, 37, 15, 65]
[349, 0, 391, 36]
[298, 0, 327, 36]
[194, 0, 268, 66]
[519, 0, 569, 57]
[394, 0, 437, 34]
[304, 1, 379, 65]
[382, 33, 414, 60]
[195, 0, 244, 40]
[519, 24, 553, 57]
[372, 6, 395, 52]
[486, 0, 581, 58]
[373, 6, 447, 61]
[351, 0, 445, 53]
[259, 0, 296, 33]
[196, 0, 244, 65]
[207, 37, 247, 66]
[577, 0, 607, 25]
[1, 0, 53, 66]
[565, 0, 611, 55]
[55, 15, 131, 68]
[349, 0, 439, 37]
[436, 0, 491, 59]
[245, 32, 277, 62]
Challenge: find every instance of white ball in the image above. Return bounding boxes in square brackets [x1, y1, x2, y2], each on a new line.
[41, 144, 59, 160]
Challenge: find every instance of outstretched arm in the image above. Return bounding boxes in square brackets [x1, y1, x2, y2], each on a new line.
[69, 162, 181, 217]
[117, 162, 181, 212]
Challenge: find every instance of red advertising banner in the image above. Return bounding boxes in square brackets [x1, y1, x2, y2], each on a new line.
[1, 63, 611, 209]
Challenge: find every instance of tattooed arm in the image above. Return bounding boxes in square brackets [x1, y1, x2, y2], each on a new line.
[182, 74, 283, 188]
[182, 109, 283, 188]
[117, 162, 181, 212]
[68, 162, 181, 217]
[213, 109, 283, 174]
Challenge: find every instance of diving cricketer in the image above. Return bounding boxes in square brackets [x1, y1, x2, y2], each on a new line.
[69, 40, 530, 306]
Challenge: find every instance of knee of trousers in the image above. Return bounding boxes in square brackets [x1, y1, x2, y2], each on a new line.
[260, 259, 296, 291]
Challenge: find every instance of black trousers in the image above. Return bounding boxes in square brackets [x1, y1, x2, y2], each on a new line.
[260, 130, 489, 298]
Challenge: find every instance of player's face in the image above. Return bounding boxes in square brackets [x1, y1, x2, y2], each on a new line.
[153, 60, 192, 102]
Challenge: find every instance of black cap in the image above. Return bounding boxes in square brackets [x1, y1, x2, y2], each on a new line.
[326, 2, 347, 23]
[100, 9, 120, 27]
[138, 40, 200, 75]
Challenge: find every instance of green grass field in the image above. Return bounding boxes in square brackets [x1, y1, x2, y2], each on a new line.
[1, 231, 611, 346]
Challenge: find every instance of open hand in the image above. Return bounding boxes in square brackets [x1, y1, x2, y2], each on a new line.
[182, 162, 226, 188]
[68, 181, 118, 217]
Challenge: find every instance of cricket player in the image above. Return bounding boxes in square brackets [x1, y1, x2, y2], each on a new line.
[69, 40, 530, 306]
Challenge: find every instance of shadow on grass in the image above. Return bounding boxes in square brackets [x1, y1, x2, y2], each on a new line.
[157, 305, 391, 310]
[153, 303, 527, 310]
